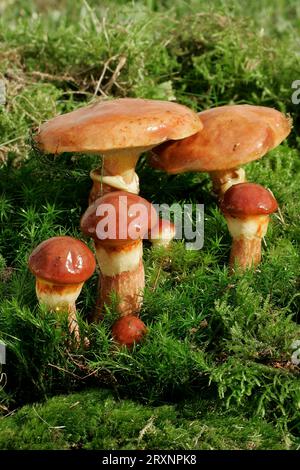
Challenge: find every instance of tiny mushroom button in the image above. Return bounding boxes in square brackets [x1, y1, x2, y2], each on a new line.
[150, 105, 291, 197]
[112, 315, 148, 348]
[220, 183, 278, 271]
[150, 218, 176, 248]
[80, 190, 158, 320]
[28, 236, 96, 344]
[34, 98, 202, 203]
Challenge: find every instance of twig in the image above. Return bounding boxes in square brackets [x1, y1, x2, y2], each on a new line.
[93, 55, 118, 97]
[0, 135, 25, 148]
[33, 406, 65, 430]
[151, 264, 162, 292]
[29, 71, 77, 84]
[48, 363, 82, 380]
[138, 416, 155, 443]
[275, 206, 286, 226]
[103, 55, 127, 94]
[69, 401, 80, 409]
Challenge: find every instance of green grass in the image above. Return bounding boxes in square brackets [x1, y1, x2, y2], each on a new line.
[1, 0, 300, 450]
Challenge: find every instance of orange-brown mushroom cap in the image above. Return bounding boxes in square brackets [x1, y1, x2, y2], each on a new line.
[112, 315, 147, 347]
[80, 191, 158, 246]
[28, 236, 96, 284]
[150, 218, 176, 240]
[150, 105, 292, 173]
[34, 98, 202, 154]
[220, 183, 278, 218]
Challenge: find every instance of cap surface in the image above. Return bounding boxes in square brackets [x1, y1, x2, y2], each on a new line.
[80, 190, 158, 245]
[112, 315, 147, 347]
[151, 218, 176, 240]
[150, 105, 291, 173]
[220, 183, 278, 217]
[35, 98, 202, 154]
[28, 236, 96, 284]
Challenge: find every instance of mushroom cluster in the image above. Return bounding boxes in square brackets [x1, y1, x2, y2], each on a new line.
[29, 98, 291, 348]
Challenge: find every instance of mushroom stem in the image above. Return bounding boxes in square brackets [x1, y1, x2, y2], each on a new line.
[210, 167, 246, 196]
[229, 237, 262, 270]
[67, 304, 81, 345]
[35, 278, 83, 342]
[89, 151, 142, 203]
[93, 240, 144, 320]
[225, 215, 269, 271]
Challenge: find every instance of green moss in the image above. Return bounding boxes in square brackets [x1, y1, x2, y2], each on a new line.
[0, 390, 292, 450]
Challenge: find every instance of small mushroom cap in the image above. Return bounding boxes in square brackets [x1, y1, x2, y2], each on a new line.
[35, 98, 202, 154]
[150, 218, 176, 240]
[150, 105, 292, 173]
[220, 183, 278, 218]
[28, 236, 96, 284]
[112, 315, 147, 347]
[80, 191, 158, 246]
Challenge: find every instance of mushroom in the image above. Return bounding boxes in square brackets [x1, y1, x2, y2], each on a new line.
[28, 236, 96, 343]
[150, 218, 176, 248]
[34, 98, 202, 203]
[112, 315, 147, 348]
[220, 183, 278, 271]
[80, 190, 157, 320]
[150, 105, 291, 197]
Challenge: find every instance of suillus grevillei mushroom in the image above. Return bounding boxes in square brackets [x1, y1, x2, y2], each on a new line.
[28, 236, 96, 343]
[150, 105, 291, 196]
[80, 190, 157, 320]
[150, 218, 176, 248]
[220, 183, 278, 271]
[34, 98, 202, 203]
[112, 315, 147, 348]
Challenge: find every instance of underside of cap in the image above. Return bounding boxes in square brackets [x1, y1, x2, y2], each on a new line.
[35, 98, 202, 154]
[220, 182, 278, 217]
[150, 104, 292, 173]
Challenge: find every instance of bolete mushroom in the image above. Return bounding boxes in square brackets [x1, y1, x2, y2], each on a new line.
[150, 218, 176, 248]
[34, 98, 202, 203]
[150, 105, 291, 197]
[28, 236, 96, 343]
[80, 190, 157, 320]
[220, 183, 278, 271]
[112, 315, 147, 348]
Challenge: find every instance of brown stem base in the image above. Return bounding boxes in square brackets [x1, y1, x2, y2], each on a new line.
[229, 237, 262, 272]
[93, 260, 145, 321]
[68, 304, 81, 345]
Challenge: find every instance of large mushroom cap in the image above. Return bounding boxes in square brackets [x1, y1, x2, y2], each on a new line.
[150, 105, 292, 173]
[28, 236, 96, 284]
[80, 190, 158, 246]
[220, 183, 278, 218]
[34, 98, 202, 154]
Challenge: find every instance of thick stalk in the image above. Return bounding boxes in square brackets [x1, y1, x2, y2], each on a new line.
[89, 151, 142, 203]
[35, 278, 83, 343]
[229, 237, 262, 271]
[225, 214, 269, 272]
[93, 240, 144, 320]
[210, 167, 246, 197]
